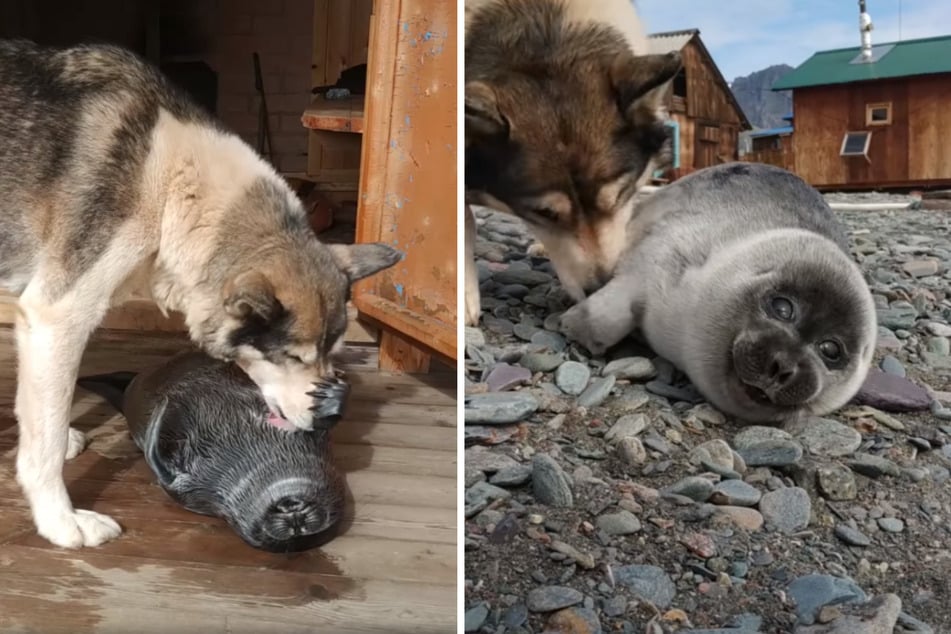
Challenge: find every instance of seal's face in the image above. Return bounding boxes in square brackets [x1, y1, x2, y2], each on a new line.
[700, 259, 876, 423]
[243, 477, 346, 553]
[216, 243, 401, 430]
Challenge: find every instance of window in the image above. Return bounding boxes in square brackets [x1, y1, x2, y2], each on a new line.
[672, 68, 687, 98]
[840, 131, 872, 159]
[866, 102, 892, 126]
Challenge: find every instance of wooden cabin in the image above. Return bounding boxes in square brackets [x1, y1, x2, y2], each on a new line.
[647, 29, 752, 182]
[772, 34, 951, 190]
[0, 2, 456, 631]
[740, 114, 795, 172]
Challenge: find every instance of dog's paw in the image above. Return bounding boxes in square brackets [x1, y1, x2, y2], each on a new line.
[307, 377, 350, 425]
[65, 427, 86, 460]
[559, 307, 607, 357]
[37, 509, 122, 548]
[465, 279, 482, 327]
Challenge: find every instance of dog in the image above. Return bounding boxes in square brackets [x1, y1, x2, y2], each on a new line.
[464, 0, 682, 325]
[0, 39, 401, 548]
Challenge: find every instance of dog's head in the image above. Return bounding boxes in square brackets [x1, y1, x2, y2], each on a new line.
[216, 242, 401, 430]
[466, 37, 681, 299]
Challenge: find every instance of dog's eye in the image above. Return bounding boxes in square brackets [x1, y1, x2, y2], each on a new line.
[768, 296, 795, 321]
[287, 353, 304, 363]
[817, 340, 842, 362]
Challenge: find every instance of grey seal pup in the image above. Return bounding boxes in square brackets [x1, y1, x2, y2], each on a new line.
[560, 162, 877, 423]
[77, 350, 348, 552]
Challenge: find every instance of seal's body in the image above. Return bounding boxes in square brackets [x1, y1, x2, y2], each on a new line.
[560, 163, 877, 423]
[78, 351, 347, 552]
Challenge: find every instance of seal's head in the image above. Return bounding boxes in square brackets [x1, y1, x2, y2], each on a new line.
[686, 231, 877, 423]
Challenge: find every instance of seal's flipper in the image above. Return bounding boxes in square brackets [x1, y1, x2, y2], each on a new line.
[77, 371, 138, 414]
[140, 396, 178, 487]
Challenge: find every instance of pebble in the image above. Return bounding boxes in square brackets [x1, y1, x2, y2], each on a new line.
[795, 593, 902, 634]
[714, 506, 764, 531]
[503, 604, 528, 629]
[486, 363, 533, 392]
[513, 321, 540, 341]
[927, 322, 951, 337]
[465, 327, 486, 347]
[759, 487, 811, 533]
[794, 417, 862, 457]
[464, 603, 489, 632]
[555, 361, 591, 396]
[737, 439, 804, 467]
[603, 414, 647, 443]
[733, 426, 793, 449]
[520, 352, 565, 373]
[878, 517, 905, 533]
[596, 510, 641, 536]
[493, 268, 553, 286]
[531, 330, 567, 353]
[787, 574, 867, 625]
[602, 357, 656, 381]
[613, 564, 677, 608]
[577, 376, 616, 408]
[680, 531, 717, 558]
[931, 399, 951, 420]
[532, 454, 574, 507]
[880, 355, 907, 377]
[709, 480, 762, 507]
[644, 380, 703, 403]
[876, 301, 918, 330]
[465, 392, 539, 424]
[927, 336, 950, 356]
[490, 464, 533, 487]
[834, 523, 872, 547]
[546, 607, 603, 634]
[662, 476, 714, 502]
[466, 447, 518, 473]
[526, 586, 583, 612]
[616, 437, 647, 466]
[848, 453, 901, 478]
[853, 369, 933, 412]
[817, 465, 858, 501]
[689, 439, 735, 470]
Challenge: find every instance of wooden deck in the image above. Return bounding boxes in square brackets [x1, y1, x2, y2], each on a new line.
[0, 328, 457, 634]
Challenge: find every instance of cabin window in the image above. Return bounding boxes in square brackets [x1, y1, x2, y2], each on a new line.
[840, 131, 872, 158]
[866, 102, 892, 126]
[672, 68, 687, 98]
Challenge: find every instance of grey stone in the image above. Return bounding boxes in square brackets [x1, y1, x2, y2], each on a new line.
[710, 479, 762, 507]
[532, 454, 574, 507]
[602, 357, 656, 381]
[486, 363, 533, 392]
[903, 259, 940, 278]
[787, 574, 867, 625]
[531, 330, 567, 353]
[577, 376, 617, 408]
[880, 355, 906, 377]
[465, 392, 539, 424]
[617, 437, 647, 466]
[759, 487, 811, 533]
[493, 268, 553, 286]
[795, 417, 862, 457]
[502, 604, 528, 629]
[877, 517, 905, 533]
[794, 593, 901, 634]
[526, 586, 583, 612]
[817, 465, 858, 501]
[520, 352, 565, 373]
[466, 447, 518, 473]
[490, 464, 533, 487]
[853, 369, 932, 412]
[596, 510, 642, 536]
[927, 321, 951, 337]
[877, 301, 918, 330]
[513, 321, 540, 341]
[465, 327, 486, 347]
[926, 336, 950, 356]
[689, 439, 735, 470]
[466, 482, 511, 508]
[848, 453, 901, 478]
[613, 564, 677, 608]
[662, 476, 714, 502]
[604, 414, 647, 443]
[877, 328, 903, 352]
[896, 611, 935, 633]
[737, 439, 804, 466]
[555, 361, 591, 396]
[733, 426, 793, 450]
[645, 381, 703, 403]
[464, 604, 489, 632]
[834, 523, 871, 547]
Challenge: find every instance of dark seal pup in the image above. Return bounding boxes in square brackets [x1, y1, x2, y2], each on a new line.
[78, 351, 348, 552]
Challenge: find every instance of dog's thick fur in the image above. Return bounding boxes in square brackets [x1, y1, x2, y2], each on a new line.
[0, 39, 400, 548]
[464, 0, 682, 324]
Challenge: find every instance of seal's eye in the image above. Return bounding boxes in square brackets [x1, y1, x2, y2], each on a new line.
[769, 296, 795, 321]
[818, 340, 842, 362]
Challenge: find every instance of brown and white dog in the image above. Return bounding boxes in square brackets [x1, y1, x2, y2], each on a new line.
[0, 39, 401, 548]
[464, 0, 682, 324]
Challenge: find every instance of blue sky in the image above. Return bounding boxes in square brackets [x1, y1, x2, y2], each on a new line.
[637, 0, 951, 82]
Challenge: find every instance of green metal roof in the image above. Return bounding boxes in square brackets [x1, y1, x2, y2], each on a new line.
[772, 34, 951, 90]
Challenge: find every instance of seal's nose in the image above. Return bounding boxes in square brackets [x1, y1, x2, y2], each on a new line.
[269, 497, 327, 537]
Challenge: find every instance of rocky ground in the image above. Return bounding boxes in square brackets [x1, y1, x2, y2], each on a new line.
[463, 192, 951, 634]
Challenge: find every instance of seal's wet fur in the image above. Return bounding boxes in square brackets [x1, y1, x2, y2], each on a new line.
[78, 351, 347, 552]
[0, 39, 399, 548]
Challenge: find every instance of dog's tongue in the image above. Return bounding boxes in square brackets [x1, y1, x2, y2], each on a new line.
[266, 410, 297, 431]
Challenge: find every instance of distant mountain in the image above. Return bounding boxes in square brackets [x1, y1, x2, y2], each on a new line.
[731, 64, 794, 129]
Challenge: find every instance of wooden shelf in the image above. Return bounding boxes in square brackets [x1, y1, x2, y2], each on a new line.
[301, 95, 365, 133]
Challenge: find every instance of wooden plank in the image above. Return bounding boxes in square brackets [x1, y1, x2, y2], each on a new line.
[355, 295, 457, 364]
[379, 329, 432, 374]
[301, 95, 365, 133]
[311, 0, 331, 88]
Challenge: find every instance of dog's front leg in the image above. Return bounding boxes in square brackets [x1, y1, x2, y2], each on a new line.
[464, 204, 481, 326]
[15, 302, 121, 548]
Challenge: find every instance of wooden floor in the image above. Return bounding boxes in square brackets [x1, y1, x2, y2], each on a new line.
[0, 328, 457, 634]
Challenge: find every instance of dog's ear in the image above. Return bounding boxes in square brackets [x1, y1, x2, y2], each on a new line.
[465, 81, 508, 141]
[610, 51, 682, 125]
[330, 243, 404, 283]
[223, 271, 280, 320]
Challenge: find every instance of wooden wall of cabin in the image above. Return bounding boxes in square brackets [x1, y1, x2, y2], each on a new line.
[792, 74, 951, 188]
